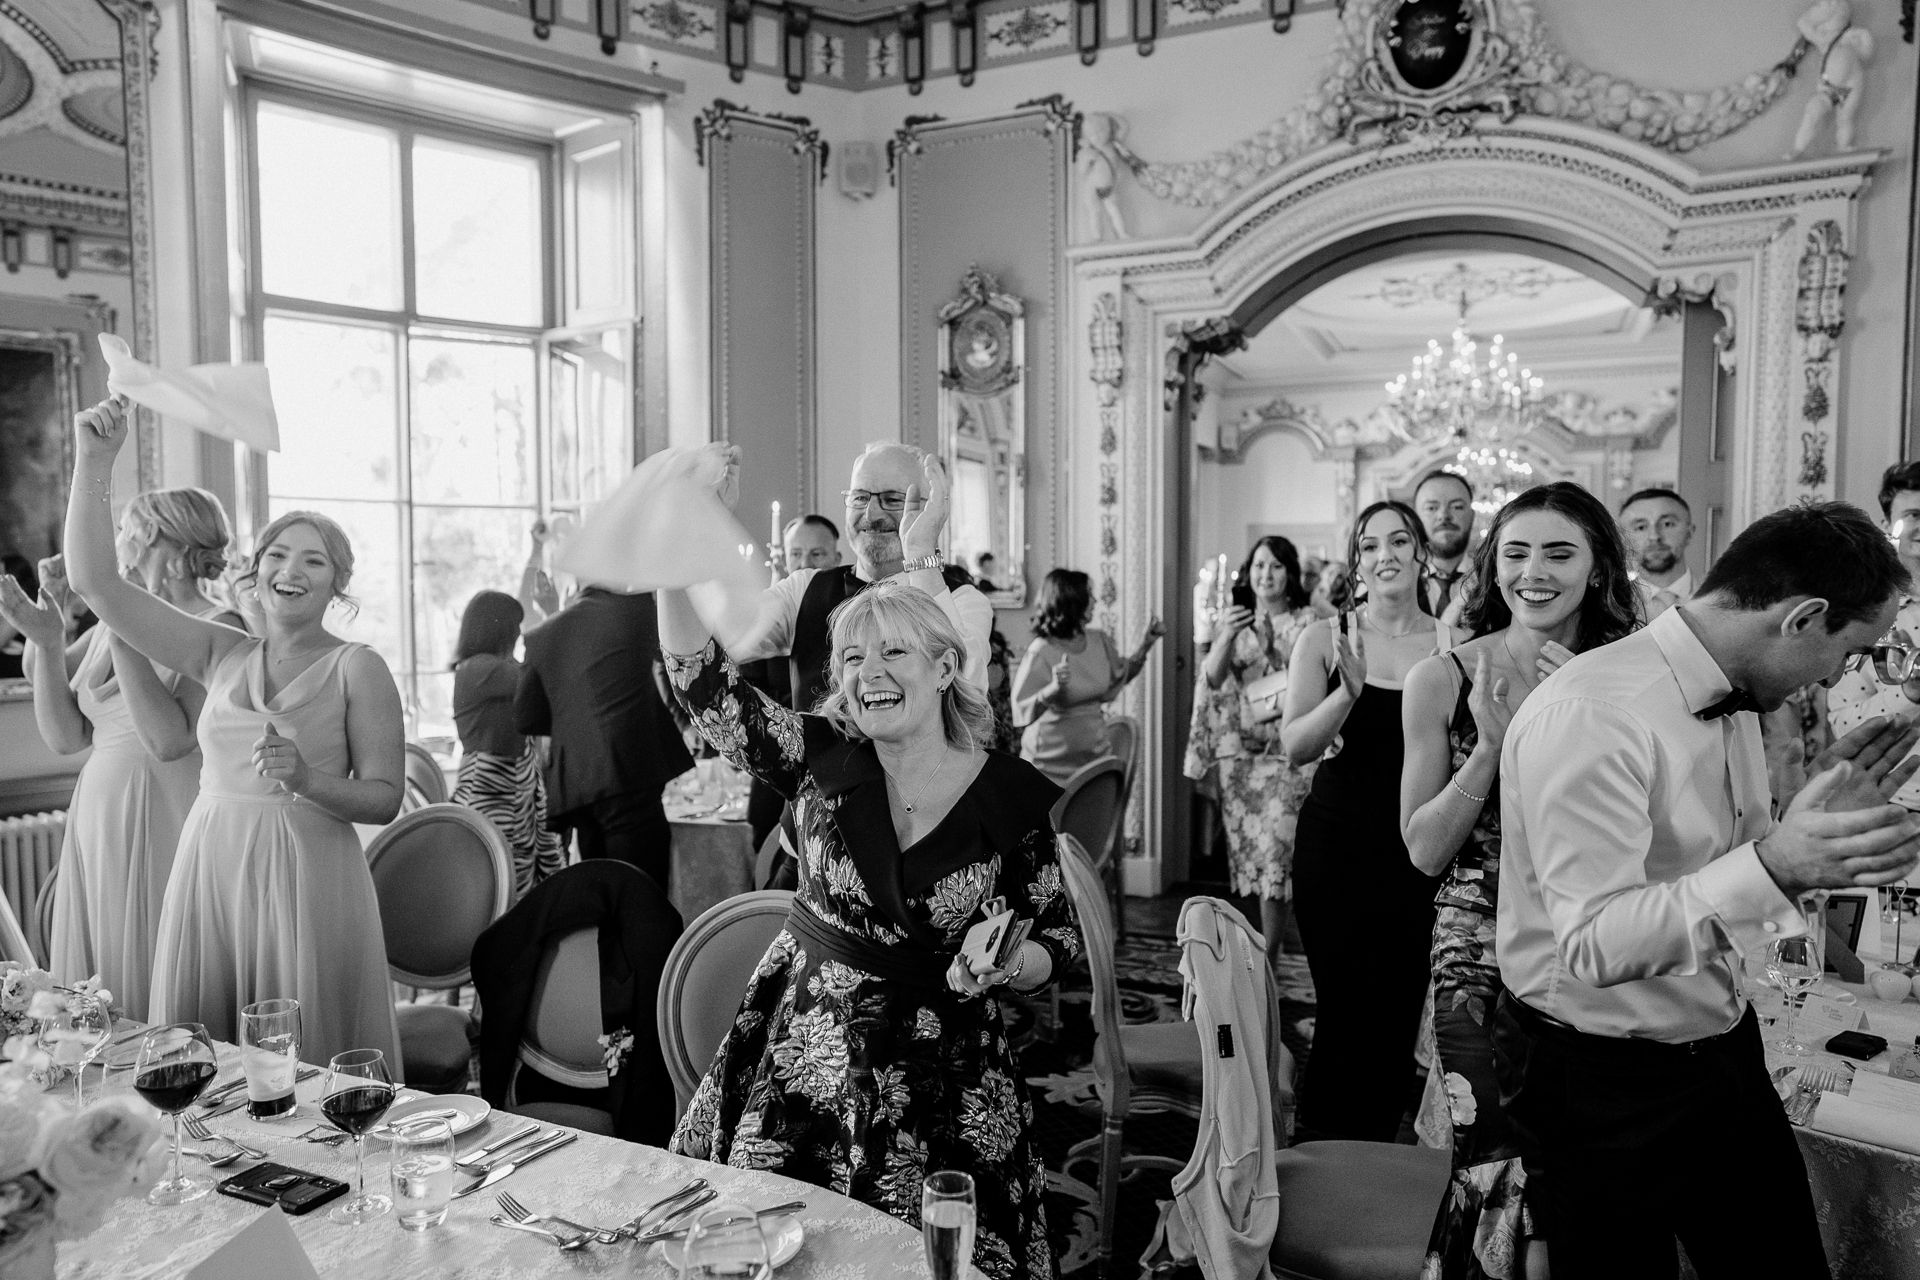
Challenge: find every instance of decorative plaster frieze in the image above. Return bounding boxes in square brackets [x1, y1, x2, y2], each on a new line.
[1792, 220, 1847, 498]
[97, 0, 157, 492]
[985, 4, 1071, 54]
[696, 100, 830, 182]
[1089, 293, 1122, 633]
[633, 0, 719, 49]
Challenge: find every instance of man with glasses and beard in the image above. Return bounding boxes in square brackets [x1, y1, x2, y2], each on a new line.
[1619, 488, 1697, 620]
[1828, 461, 1920, 812]
[1413, 470, 1475, 620]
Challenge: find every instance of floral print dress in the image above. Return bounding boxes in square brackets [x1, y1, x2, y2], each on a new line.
[1423, 653, 1539, 1280]
[664, 641, 1081, 1280]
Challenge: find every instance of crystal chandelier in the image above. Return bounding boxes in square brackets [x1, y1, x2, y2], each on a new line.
[1381, 304, 1546, 448]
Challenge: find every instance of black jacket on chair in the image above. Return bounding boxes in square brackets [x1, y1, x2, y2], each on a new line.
[470, 860, 683, 1146]
[515, 587, 694, 819]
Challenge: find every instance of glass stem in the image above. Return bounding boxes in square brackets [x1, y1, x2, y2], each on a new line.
[355, 1136, 365, 1203]
[171, 1112, 184, 1186]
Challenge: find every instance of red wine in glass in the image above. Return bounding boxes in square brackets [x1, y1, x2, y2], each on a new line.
[134, 1061, 218, 1114]
[321, 1084, 395, 1137]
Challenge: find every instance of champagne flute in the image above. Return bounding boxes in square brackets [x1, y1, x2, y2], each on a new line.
[921, 1171, 976, 1280]
[46, 989, 112, 1108]
[134, 1023, 219, 1205]
[1767, 936, 1822, 1057]
[322, 1048, 396, 1223]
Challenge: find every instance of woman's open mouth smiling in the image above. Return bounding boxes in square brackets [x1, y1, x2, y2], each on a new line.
[860, 689, 903, 710]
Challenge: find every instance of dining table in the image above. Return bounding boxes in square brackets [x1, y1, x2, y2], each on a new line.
[664, 760, 760, 926]
[58, 1037, 970, 1279]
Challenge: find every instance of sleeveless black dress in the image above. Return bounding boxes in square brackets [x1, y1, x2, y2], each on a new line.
[1292, 627, 1444, 1142]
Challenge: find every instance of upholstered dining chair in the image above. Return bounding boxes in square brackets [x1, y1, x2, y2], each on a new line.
[1105, 715, 1140, 807]
[507, 926, 618, 1136]
[656, 889, 795, 1117]
[29, 866, 56, 969]
[365, 803, 513, 1093]
[1265, 1140, 1452, 1280]
[1053, 756, 1128, 944]
[401, 742, 448, 813]
[1054, 833, 1205, 1280]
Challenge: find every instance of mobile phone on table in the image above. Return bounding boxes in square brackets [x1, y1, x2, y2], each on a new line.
[217, 1162, 349, 1215]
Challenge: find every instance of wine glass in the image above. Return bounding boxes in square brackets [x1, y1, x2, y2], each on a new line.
[921, 1171, 976, 1280]
[134, 1023, 219, 1205]
[45, 989, 112, 1108]
[1767, 936, 1822, 1057]
[679, 1203, 771, 1279]
[322, 1048, 396, 1223]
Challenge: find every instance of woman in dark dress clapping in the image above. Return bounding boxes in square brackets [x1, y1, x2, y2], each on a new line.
[1283, 499, 1456, 1142]
[658, 578, 1079, 1280]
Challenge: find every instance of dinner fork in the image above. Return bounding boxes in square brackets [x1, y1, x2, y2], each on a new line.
[182, 1114, 267, 1161]
[497, 1192, 620, 1245]
[296, 1124, 349, 1146]
[487, 1213, 591, 1250]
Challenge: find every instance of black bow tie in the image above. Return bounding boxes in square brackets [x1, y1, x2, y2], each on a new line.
[1426, 570, 1460, 584]
[1698, 689, 1763, 720]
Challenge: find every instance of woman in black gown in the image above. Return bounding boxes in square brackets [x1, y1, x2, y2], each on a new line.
[658, 578, 1078, 1280]
[1282, 499, 1454, 1141]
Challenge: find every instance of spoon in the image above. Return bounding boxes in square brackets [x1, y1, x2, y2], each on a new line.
[186, 1146, 243, 1169]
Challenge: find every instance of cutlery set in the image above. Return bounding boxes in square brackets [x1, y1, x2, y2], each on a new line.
[482, 1175, 803, 1252]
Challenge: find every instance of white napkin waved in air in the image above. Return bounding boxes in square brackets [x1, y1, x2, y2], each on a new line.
[557, 443, 775, 653]
[98, 333, 280, 452]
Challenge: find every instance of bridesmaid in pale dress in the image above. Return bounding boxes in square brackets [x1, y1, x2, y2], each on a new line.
[0, 489, 242, 1011]
[60, 397, 405, 1067]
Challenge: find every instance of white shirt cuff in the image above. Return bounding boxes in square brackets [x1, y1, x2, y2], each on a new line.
[1694, 841, 1808, 957]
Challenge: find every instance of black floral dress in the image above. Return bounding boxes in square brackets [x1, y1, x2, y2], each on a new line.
[664, 641, 1080, 1280]
[1423, 653, 1539, 1280]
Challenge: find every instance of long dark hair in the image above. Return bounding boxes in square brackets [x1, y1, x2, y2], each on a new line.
[1032, 569, 1093, 640]
[1345, 500, 1428, 606]
[1236, 536, 1311, 612]
[1459, 482, 1640, 651]
[454, 589, 523, 666]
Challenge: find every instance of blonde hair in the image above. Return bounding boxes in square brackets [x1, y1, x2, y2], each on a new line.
[240, 510, 358, 612]
[122, 487, 233, 581]
[816, 579, 995, 750]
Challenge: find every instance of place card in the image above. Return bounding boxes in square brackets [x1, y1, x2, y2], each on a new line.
[187, 1208, 321, 1280]
[1795, 993, 1868, 1035]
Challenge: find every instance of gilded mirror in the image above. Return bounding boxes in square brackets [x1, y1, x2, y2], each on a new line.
[936, 265, 1027, 607]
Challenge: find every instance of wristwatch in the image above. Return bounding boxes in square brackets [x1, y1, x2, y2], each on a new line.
[901, 554, 943, 573]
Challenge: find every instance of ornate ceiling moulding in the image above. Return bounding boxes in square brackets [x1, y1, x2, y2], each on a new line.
[1115, 0, 1823, 210]
[694, 100, 830, 182]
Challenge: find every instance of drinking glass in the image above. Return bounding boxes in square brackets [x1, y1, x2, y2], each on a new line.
[679, 1203, 771, 1279]
[134, 1023, 219, 1205]
[921, 1171, 977, 1280]
[1767, 936, 1823, 1057]
[322, 1048, 396, 1223]
[97, 1037, 144, 1098]
[388, 1116, 454, 1231]
[240, 999, 301, 1121]
[45, 989, 112, 1108]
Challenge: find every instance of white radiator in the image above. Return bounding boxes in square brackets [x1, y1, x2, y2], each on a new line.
[0, 812, 63, 965]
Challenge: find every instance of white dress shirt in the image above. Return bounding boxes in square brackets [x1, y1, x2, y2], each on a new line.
[736, 565, 995, 693]
[1498, 606, 1807, 1042]
[1827, 594, 1920, 810]
[1631, 569, 1693, 621]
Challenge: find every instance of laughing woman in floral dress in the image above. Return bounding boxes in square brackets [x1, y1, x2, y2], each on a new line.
[659, 578, 1079, 1280]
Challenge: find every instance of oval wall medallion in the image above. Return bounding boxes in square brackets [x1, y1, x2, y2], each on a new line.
[1387, 0, 1472, 92]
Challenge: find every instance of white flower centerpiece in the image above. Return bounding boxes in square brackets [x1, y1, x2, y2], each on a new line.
[0, 973, 168, 1279]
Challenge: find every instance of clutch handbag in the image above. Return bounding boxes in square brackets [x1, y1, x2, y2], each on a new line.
[1241, 668, 1288, 723]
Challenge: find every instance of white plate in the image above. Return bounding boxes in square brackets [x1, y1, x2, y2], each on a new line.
[658, 1215, 804, 1269]
[371, 1093, 491, 1139]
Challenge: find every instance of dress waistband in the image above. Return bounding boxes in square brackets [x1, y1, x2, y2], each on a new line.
[783, 899, 953, 995]
[198, 789, 302, 806]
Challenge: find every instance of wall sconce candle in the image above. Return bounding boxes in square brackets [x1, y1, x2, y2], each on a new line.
[901, 4, 926, 94]
[527, 0, 557, 38]
[1074, 0, 1102, 64]
[726, 0, 752, 81]
[1267, 0, 1293, 32]
[951, 0, 978, 87]
[50, 231, 71, 279]
[593, 0, 624, 55]
[1, 226, 19, 274]
[783, 4, 812, 93]
[1132, 0, 1157, 55]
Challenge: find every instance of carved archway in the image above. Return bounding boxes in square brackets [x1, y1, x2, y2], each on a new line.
[1068, 119, 1876, 891]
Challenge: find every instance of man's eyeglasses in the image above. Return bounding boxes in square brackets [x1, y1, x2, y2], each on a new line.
[1848, 633, 1920, 683]
[842, 489, 912, 512]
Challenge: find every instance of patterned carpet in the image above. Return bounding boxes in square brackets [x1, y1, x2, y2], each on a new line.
[1010, 925, 1318, 1277]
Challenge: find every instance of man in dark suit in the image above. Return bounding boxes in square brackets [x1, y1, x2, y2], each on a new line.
[516, 586, 693, 892]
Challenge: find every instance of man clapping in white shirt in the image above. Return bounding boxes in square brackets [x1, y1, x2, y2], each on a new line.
[1497, 501, 1920, 1280]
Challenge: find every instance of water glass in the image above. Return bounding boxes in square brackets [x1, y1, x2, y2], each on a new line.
[240, 998, 301, 1121]
[97, 1038, 144, 1098]
[680, 1203, 771, 1279]
[388, 1117, 454, 1231]
[922, 1171, 977, 1280]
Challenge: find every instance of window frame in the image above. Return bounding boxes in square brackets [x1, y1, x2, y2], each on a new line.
[239, 80, 561, 732]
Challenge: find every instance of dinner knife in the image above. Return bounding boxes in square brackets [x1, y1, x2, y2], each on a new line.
[451, 1131, 577, 1198]
[369, 1107, 462, 1139]
[454, 1122, 541, 1169]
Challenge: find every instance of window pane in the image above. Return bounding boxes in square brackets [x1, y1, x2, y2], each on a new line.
[265, 316, 399, 501]
[256, 102, 401, 310]
[413, 136, 544, 326]
[410, 337, 538, 505]
[411, 505, 536, 687]
[415, 671, 455, 745]
[263, 497, 404, 676]
[548, 326, 630, 509]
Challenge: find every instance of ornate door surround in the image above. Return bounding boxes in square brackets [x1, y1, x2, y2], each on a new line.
[1067, 118, 1879, 890]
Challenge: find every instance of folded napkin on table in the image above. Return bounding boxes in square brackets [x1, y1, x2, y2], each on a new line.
[1810, 1090, 1920, 1156]
[99, 334, 279, 452]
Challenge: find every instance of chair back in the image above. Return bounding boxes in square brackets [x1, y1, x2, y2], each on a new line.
[1105, 715, 1140, 803]
[366, 803, 513, 988]
[403, 742, 448, 811]
[29, 865, 56, 969]
[1057, 834, 1130, 1116]
[520, 927, 609, 1089]
[657, 890, 795, 1116]
[1052, 756, 1126, 872]
[754, 826, 784, 891]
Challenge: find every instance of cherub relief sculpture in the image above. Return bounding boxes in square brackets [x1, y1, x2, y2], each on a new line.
[1787, 0, 1873, 157]
[1076, 113, 1131, 242]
